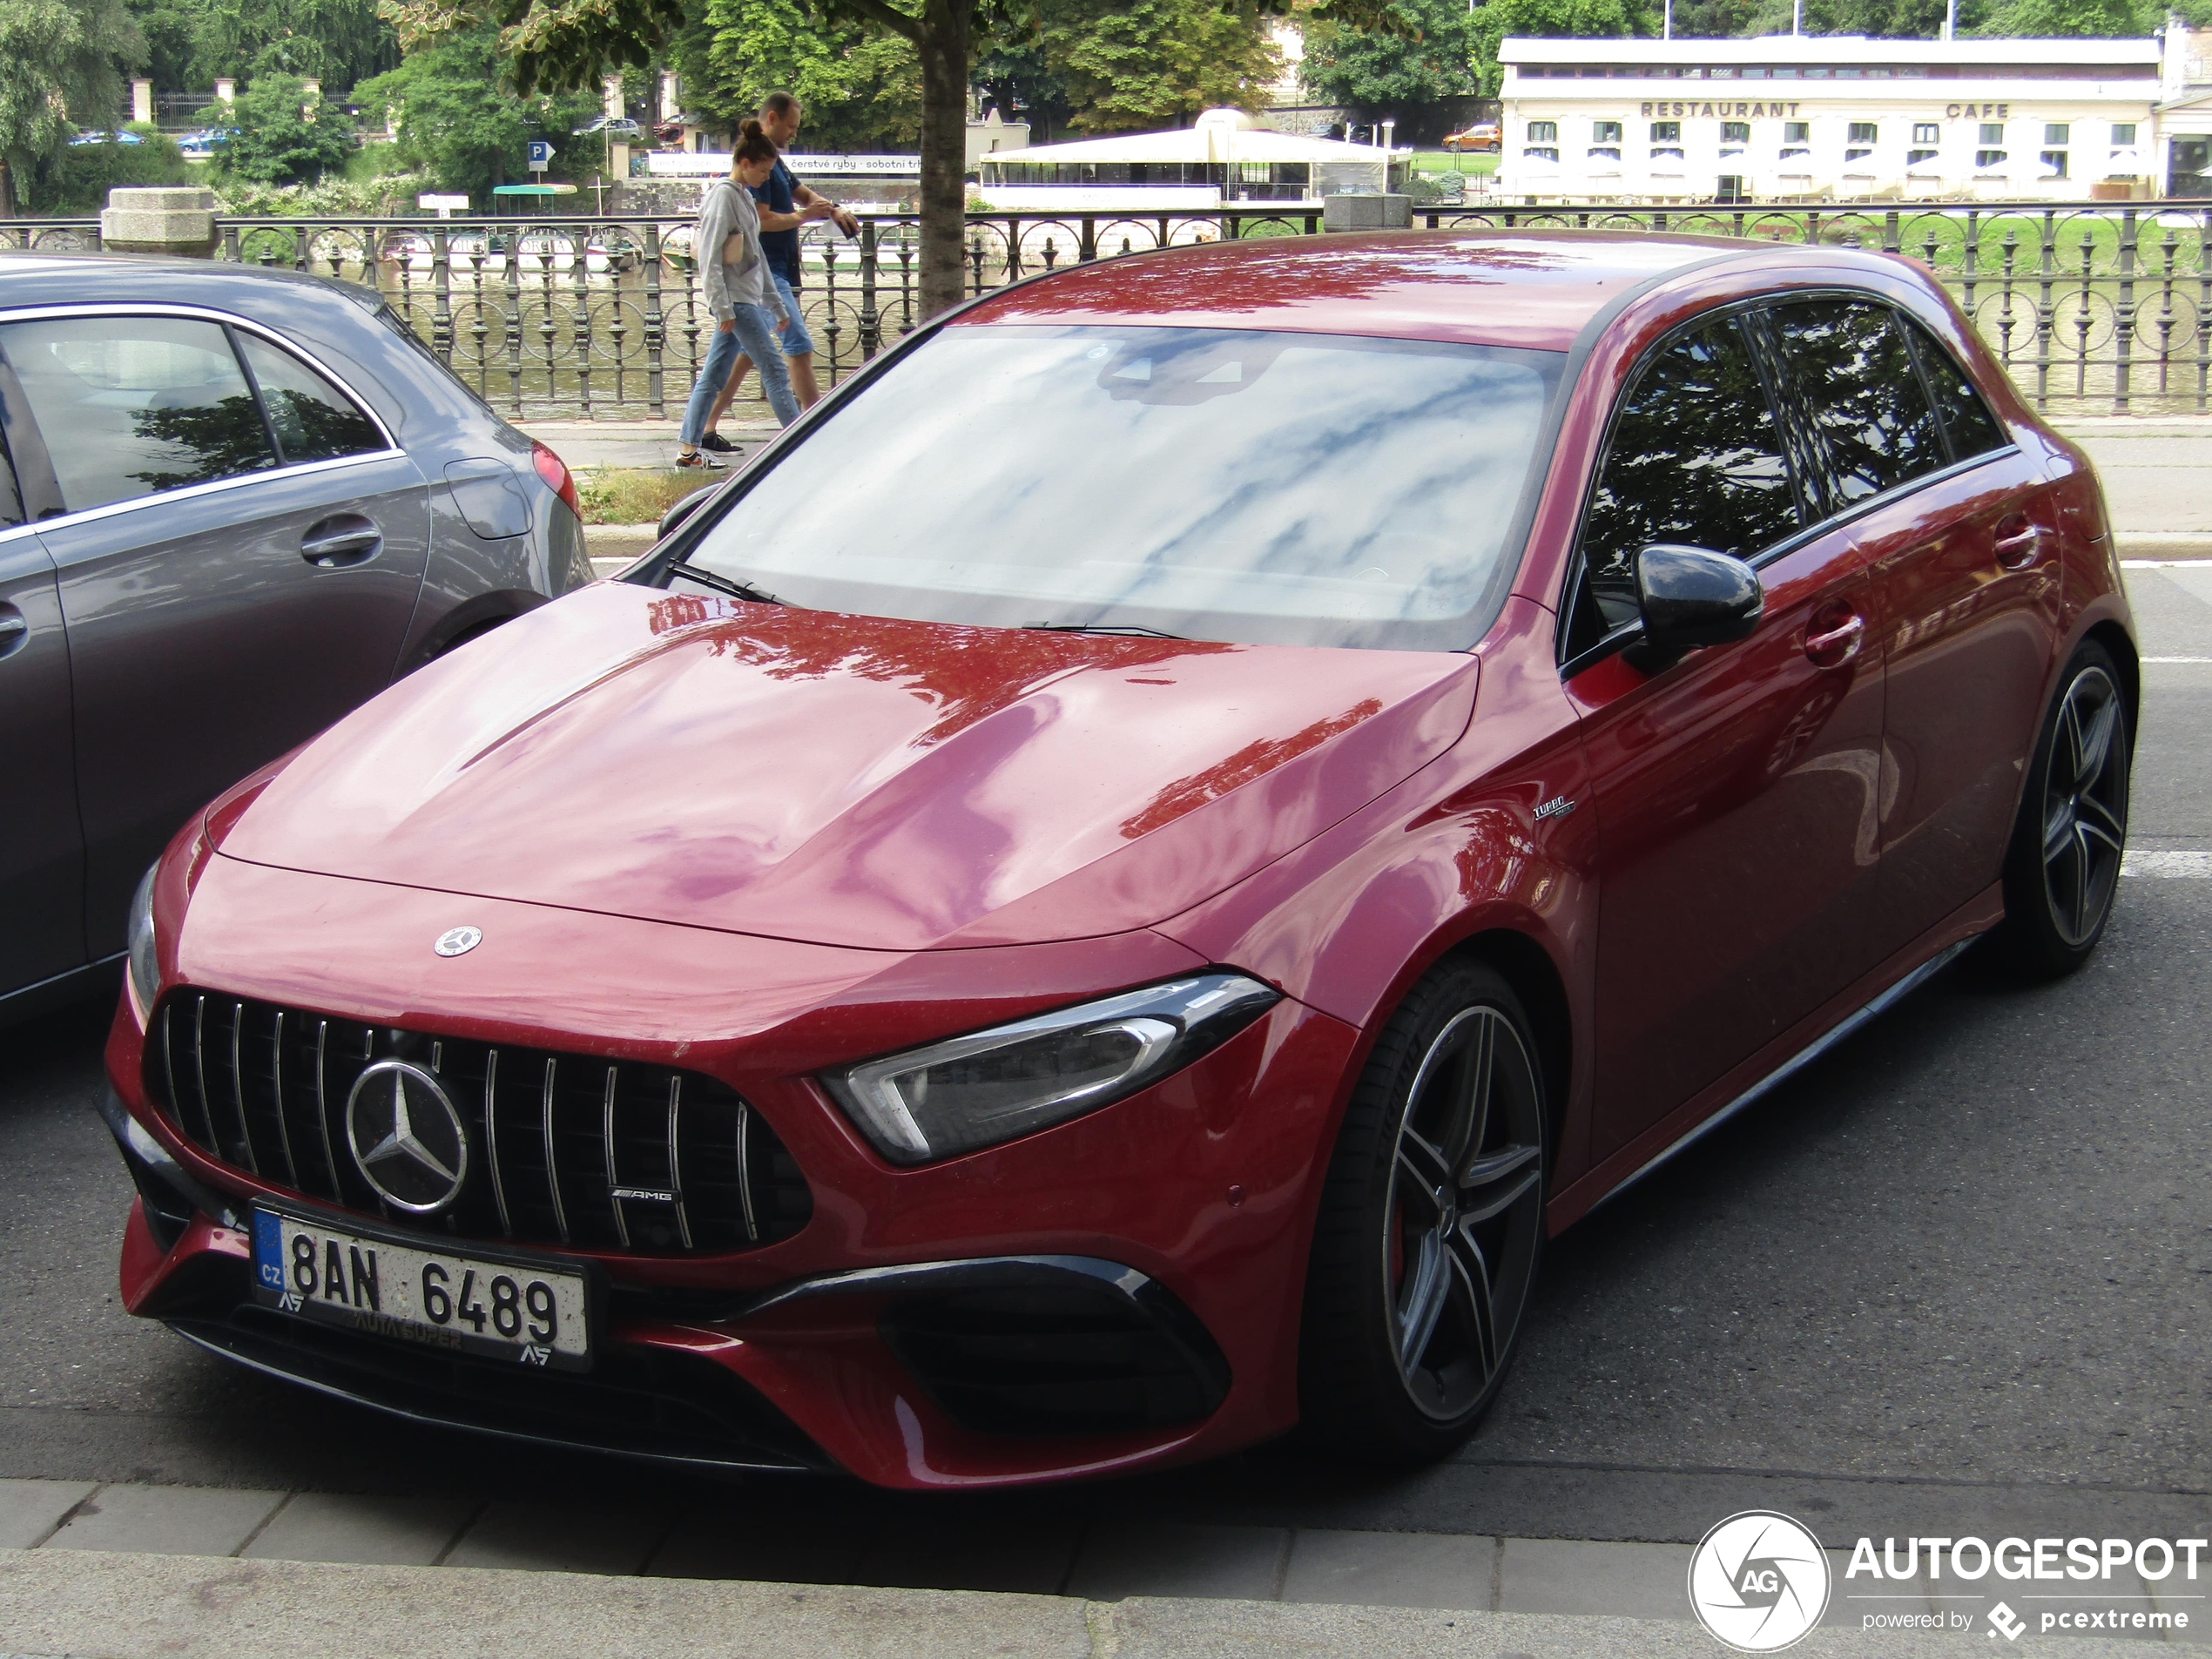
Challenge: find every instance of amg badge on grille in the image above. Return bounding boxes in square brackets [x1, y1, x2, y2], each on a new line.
[434, 926, 482, 957]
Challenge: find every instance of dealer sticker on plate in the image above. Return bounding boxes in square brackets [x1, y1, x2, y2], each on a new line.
[252, 1208, 591, 1371]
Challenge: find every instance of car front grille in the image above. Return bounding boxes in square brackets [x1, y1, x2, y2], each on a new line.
[147, 989, 811, 1257]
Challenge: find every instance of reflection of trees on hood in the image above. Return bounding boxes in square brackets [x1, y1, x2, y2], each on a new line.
[645, 596, 1235, 749]
[129, 394, 275, 492]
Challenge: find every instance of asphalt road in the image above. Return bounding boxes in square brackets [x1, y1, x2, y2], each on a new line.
[3, 572, 2207, 1557]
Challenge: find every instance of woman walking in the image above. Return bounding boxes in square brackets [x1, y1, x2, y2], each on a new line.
[678, 119, 799, 468]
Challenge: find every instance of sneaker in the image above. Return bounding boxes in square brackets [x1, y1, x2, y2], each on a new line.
[674, 450, 725, 470]
[698, 431, 736, 452]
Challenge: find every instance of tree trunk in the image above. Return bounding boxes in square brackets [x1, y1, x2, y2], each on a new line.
[0, 158, 15, 220]
[914, 0, 973, 320]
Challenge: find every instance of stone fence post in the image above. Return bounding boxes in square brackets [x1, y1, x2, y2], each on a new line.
[1323, 193, 1413, 232]
[99, 186, 219, 257]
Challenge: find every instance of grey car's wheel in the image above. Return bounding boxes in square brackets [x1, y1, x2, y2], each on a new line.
[1994, 641, 2131, 978]
[1300, 959, 1548, 1463]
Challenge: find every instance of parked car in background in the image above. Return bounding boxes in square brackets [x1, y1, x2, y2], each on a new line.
[1445, 123, 1502, 153]
[105, 232, 2130, 1490]
[0, 253, 590, 1023]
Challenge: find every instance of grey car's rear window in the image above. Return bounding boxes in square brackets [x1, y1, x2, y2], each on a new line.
[680, 323, 1568, 651]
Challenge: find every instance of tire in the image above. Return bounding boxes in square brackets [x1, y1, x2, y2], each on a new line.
[1298, 958, 1548, 1464]
[1991, 640, 2132, 980]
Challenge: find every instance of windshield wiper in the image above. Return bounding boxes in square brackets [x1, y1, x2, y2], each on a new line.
[666, 559, 782, 606]
[1024, 622, 1184, 639]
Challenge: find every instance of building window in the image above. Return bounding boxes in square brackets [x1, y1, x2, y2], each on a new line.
[1912, 123, 1940, 145]
[1650, 120, 1681, 141]
[1527, 146, 1561, 163]
[1722, 121, 1750, 144]
[1976, 149, 2007, 170]
[2042, 148, 2068, 176]
[1651, 147, 1686, 164]
[1907, 148, 1939, 167]
[2113, 122, 2137, 145]
[1710, 65, 1737, 78]
[1847, 122, 1878, 145]
[2045, 123, 2070, 145]
[1979, 122, 2004, 145]
[1593, 119, 1622, 143]
[1528, 120, 1557, 143]
[1588, 146, 1622, 162]
[1784, 121, 1810, 144]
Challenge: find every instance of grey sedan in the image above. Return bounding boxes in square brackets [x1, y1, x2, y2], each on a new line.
[0, 253, 590, 1022]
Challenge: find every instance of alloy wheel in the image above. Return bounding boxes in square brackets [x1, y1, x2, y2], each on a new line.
[1382, 1004, 1547, 1422]
[2040, 664, 2128, 948]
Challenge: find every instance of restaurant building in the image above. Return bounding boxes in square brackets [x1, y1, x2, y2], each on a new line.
[1497, 34, 2170, 203]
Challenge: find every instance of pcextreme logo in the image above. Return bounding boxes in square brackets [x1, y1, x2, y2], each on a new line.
[1687, 1511, 1831, 1652]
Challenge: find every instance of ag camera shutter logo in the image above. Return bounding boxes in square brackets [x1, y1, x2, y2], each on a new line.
[1688, 1510, 1832, 1651]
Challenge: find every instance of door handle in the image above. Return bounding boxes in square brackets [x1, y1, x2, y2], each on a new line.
[1803, 610, 1865, 668]
[0, 605, 24, 659]
[301, 517, 382, 568]
[1993, 517, 2044, 570]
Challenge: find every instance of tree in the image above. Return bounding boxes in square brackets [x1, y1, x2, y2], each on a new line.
[1301, 0, 1483, 140]
[30, 126, 196, 214]
[0, 0, 145, 215]
[676, 0, 923, 150]
[220, 71, 356, 180]
[1468, 0, 1653, 97]
[1970, 0, 2144, 33]
[354, 24, 598, 197]
[1042, 0, 1285, 134]
[383, 0, 1390, 321]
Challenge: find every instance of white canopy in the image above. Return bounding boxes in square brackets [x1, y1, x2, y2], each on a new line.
[979, 109, 1397, 171]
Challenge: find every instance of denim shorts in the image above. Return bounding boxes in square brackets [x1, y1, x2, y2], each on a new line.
[770, 271, 815, 357]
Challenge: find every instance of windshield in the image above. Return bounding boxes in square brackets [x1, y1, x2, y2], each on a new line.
[677, 323, 1567, 651]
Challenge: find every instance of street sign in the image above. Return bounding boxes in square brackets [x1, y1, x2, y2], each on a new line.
[527, 139, 551, 172]
[417, 192, 469, 218]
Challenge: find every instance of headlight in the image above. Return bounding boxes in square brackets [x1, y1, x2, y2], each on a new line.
[126, 862, 161, 1019]
[823, 972, 1280, 1165]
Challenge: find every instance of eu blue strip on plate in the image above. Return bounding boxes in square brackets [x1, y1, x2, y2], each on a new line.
[253, 1210, 287, 1291]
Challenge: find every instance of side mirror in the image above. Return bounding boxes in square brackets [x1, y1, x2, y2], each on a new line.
[658, 483, 720, 543]
[1629, 543, 1763, 668]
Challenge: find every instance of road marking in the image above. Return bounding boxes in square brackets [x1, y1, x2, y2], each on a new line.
[2121, 558, 2212, 568]
[2144, 655, 2212, 664]
[2122, 850, 2212, 878]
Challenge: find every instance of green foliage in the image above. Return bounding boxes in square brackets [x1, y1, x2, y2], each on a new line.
[207, 165, 429, 210]
[24, 130, 195, 213]
[677, 0, 923, 148]
[118, 0, 398, 92]
[1042, 0, 1285, 134]
[0, 0, 145, 210]
[1302, 0, 1483, 128]
[1971, 0, 2146, 35]
[220, 72, 355, 180]
[1467, 0, 1654, 97]
[354, 23, 599, 199]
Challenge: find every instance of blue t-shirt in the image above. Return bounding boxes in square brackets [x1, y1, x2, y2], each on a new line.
[750, 159, 801, 289]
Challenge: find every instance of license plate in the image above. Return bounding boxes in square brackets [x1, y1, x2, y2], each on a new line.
[251, 1209, 591, 1372]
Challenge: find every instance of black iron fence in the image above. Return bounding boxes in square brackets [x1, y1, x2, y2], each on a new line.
[10, 202, 2211, 419]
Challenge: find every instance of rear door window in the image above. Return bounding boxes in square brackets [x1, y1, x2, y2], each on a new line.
[0, 315, 276, 513]
[1767, 299, 1945, 508]
[1898, 319, 2008, 461]
[0, 435, 22, 529]
[1572, 314, 1801, 647]
[234, 333, 386, 464]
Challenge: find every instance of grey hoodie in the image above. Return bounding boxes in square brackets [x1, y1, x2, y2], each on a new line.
[696, 176, 772, 320]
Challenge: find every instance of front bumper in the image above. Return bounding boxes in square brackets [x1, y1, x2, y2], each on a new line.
[109, 855, 1361, 1489]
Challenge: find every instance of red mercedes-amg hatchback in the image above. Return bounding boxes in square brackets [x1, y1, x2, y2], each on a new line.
[105, 232, 2134, 1489]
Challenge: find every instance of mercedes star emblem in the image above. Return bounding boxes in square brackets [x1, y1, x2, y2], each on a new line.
[434, 926, 482, 957]
[345, 1059, 470, 1214]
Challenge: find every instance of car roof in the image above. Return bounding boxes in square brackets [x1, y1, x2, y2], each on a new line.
[0, 251, 383, 318]
[959, 231, 1867, 352]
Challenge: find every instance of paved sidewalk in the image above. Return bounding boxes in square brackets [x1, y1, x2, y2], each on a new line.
[1, 1479, 2202, 1647]
[0, 1546, 2174, 1658]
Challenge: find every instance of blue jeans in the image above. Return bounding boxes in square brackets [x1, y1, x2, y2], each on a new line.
[681, 303, 799, 441]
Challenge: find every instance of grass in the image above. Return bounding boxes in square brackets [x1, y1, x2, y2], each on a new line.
[1410, 150, 1501, 177]
[573, 468, 715, 525]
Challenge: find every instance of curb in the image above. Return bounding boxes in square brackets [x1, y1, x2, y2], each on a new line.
[0, 1548, 2159, 1659]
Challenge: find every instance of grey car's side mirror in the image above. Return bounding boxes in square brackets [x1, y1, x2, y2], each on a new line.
[1628, 543, 1763, 669]
[658, 483, 720, 543]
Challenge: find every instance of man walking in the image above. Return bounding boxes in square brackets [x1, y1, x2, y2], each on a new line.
[695, 91, 859, 449]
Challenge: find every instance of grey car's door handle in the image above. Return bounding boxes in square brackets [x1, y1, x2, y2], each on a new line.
[0, 605, 24, 658]
[302, 516, 383, 568]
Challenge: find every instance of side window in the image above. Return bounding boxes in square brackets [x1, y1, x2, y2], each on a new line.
[1768, 299, 1943, 508]
[235, 334, 385, 465]
[0, 435, 22, 529]
[0, 316, 275, 513]
[1898, 319, 2007, 461]
[1571, 315, 1799, 651]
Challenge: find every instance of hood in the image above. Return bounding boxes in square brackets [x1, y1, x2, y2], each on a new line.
[212, 585, 1479, 951]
